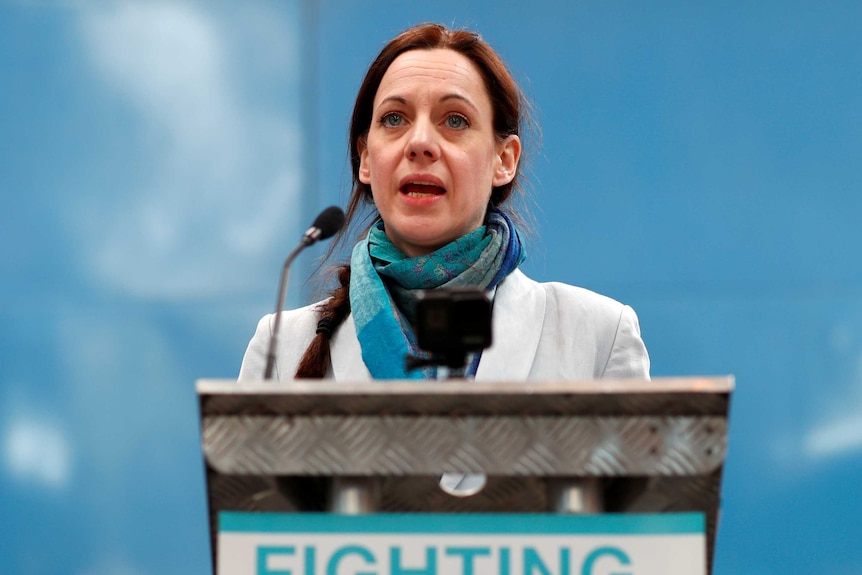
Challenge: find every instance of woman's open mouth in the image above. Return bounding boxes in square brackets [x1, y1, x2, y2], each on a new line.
[400, 181, 446, 197]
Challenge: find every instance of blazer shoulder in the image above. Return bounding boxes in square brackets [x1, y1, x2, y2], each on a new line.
[542, 279, 626, 322]
[499, 270, 624, 323]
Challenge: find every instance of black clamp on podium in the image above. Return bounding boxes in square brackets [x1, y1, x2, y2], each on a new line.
[197, 376, 733, 574]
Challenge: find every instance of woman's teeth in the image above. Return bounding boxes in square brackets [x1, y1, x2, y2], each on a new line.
[401, 182, 445, 196]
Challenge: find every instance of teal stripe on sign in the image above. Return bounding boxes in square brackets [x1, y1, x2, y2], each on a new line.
[219, 512, 704, 535]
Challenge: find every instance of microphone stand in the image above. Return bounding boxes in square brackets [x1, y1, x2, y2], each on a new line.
[263, 242, 306, 380]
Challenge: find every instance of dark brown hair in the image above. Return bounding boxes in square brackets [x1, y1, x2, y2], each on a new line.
[295, 23, 529, 378]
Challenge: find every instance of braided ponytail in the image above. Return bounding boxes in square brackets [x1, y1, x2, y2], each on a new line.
[294, 265, 351, 378]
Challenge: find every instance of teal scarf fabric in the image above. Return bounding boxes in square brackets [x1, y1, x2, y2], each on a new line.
[349, 209, 525, 379]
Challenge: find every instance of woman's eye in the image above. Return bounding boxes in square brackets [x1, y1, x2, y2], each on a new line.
[446, 114, 468, 129]
[381, 113, 403, 127]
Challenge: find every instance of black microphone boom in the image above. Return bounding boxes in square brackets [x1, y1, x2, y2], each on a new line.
[263, 205, 345, 379]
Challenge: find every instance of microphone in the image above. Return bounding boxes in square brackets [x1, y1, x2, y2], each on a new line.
[302, 205, 345, 246]
[263, 206, 345, 379]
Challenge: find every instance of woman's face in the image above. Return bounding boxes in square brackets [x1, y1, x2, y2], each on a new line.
[358, 48, 520, 257]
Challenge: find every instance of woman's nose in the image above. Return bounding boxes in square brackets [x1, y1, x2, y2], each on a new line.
[405, 119, 440, 161]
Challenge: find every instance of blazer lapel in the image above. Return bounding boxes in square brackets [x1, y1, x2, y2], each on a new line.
[331, 314, 373, 380]
[475, 269, 546, 381]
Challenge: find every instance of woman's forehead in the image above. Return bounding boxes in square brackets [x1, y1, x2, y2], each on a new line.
[375, 49, 488, 105]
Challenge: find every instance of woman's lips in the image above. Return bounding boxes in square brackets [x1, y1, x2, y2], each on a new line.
[400, 182, 446, 197]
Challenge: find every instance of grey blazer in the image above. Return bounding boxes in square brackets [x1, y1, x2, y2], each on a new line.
[238, 269, 650, 382]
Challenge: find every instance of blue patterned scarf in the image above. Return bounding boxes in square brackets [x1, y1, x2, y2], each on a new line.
[349, 208, 525, 379]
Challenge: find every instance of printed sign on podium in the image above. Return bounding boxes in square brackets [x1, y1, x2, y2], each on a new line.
[218, 512, 706, 575]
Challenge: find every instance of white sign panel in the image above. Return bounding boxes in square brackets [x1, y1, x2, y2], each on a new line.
[218, 512, 705, 575]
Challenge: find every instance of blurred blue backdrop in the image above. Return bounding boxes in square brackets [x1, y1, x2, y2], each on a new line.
[1, 1, 860, 574]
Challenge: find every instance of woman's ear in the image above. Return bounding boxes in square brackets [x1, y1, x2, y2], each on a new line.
[492, 135, 522, 187]
[358, 136, 371, 184]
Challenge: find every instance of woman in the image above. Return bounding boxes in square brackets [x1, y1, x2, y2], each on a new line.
[239, 23, 649, 382]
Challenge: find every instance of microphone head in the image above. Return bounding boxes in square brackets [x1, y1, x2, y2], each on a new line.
[312, 205, 346, 241]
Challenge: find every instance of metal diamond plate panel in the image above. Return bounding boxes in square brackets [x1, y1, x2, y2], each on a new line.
[202, 415, 726, 476]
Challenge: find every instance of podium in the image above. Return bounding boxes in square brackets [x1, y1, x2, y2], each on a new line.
[197, 376, 732, 574]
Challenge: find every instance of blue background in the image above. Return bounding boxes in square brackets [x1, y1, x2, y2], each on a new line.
[2, 1, 860, 574]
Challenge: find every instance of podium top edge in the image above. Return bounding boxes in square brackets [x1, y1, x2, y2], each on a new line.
[196, 376, 734, 396]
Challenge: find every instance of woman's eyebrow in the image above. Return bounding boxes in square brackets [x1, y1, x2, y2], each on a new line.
[439, 93, 479, 113]
[377, 95, 408, 108]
